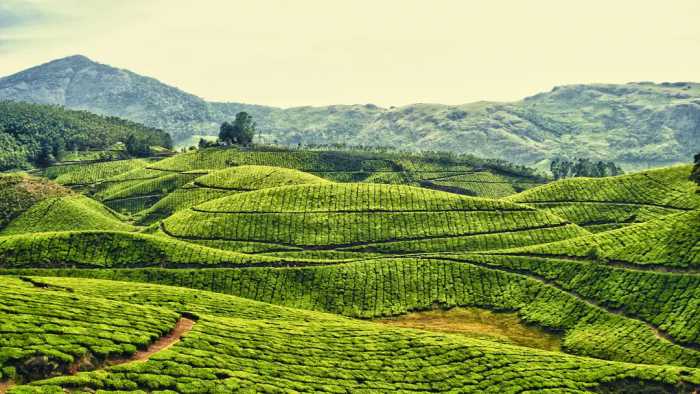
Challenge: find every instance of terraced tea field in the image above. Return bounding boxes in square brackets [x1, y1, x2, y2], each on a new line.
[1, 147, 698, 393]
[40, 147, 545, 217]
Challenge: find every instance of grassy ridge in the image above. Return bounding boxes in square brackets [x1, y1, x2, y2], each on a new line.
[491, 210, 700, 269]
[0, 276, 178, 384]
[161, 183, 587, 257]
[0, 230, 290, 268]
[9, 261, 700, 369]
[503, 165, 700, 231]
[4, 276, 699, 393]
[137, 165, 330, 224]
[1, 195, 135, 235]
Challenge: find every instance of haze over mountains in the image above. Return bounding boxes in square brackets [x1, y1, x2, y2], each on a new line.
[1, 55, 698, 168]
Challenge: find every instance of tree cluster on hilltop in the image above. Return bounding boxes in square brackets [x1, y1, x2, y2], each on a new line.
[691, 152, 700, 192]
[550, 158, 624, 180]
[218, 112, 256, 146]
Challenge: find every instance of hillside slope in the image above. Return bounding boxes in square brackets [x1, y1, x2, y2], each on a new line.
[503, 165, 700, 232]
[2, 276, 699, 392]
[1, 55, 698, 167]
[0, 100, 171, 170]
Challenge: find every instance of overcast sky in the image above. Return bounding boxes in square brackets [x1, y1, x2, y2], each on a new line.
[1, 0, 699, 107]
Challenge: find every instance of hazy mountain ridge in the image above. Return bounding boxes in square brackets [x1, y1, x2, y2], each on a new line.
[1, 55, 698, 168]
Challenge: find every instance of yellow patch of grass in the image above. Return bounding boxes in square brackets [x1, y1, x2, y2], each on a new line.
[376, 307, 561, 352]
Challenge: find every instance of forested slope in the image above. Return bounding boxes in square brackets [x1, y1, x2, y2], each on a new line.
[0, 101, 171, 170]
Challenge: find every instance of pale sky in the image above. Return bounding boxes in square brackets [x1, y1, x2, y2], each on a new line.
[1, 0, 699, 107]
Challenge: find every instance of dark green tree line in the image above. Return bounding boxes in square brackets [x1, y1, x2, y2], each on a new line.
[550, 157, 624, 180]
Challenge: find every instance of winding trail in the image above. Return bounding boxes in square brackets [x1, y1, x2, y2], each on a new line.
[0, 314, 196, 393]
[108, 316, 196, 366]
[0, 380, 15, 394]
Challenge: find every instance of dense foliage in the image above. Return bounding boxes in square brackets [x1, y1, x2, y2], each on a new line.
[0, 140, 698, 392]
[2, 276, 699, 393]
[0, 101, 171, 170]
[550, 157, 624, 180]
[218, 112, 256, 145]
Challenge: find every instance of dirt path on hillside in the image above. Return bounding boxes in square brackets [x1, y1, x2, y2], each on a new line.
[0, 380, 15, 394]
[107, 317, 196, 366]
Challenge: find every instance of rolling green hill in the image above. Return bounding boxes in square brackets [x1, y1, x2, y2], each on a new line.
[60, 146, 545, 216]
[503, 165, 700, 232]
[160, 182, 587, 258]
[2, 276, 699, 393]
[1, 148, 698, 393]
[0, 195, 134, 235]
[138, 165, 330, 224]
[489, 210, 699, 270]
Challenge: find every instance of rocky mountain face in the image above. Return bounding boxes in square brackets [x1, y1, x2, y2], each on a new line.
[1, 55, 698, 168]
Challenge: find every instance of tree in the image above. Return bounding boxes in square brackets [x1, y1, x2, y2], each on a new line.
[52, 137, 66, 162]
[125, 134, 151, 157]
[235, 112, 256, 145]
[219, 122, 236, 145]
[691, 152, 700, 192]
[218, 112, 256, 146]
[36, 140, 56, 167]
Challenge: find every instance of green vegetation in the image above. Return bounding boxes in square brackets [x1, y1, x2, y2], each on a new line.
[0, 195, 135, 235]
[692, 152, 700, 190]
[0, 276, 178, 384]
[9, 260, 700, 369]
[0, 101, 171, 170]
[0, 139, 698, 392]
[3, 276, 699, 393]
[218, 111, 256, 145]
[550, 157, 624, 179]
[138, 165, 330, 223]
[0, 230, 287, 268]
[161, 183, 586, 258]
[42, 159, 149, 186]
[54, 146, 544, 216]
[493, 210, 699, 269]
[0, 174, 71, 230]
[504, 165, 700, 231]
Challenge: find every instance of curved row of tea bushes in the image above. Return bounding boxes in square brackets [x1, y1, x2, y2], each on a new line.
[0, 231, 291, 268]
[495, 210, 700, 269]
[504, 165, 700, 229]
[5, 277, 699, 393]
[0, 276, 178, 384]
[1, 196, 134, 235]
[161, 183, 587, 256]
[42, 159, 149, 186]
[12, 260, 699, 368]
[136, 165, 331, 224]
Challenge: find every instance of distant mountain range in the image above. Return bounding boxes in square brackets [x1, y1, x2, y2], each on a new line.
[1, 55, 698, 168]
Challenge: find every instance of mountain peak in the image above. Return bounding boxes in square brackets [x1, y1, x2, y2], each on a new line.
[50, 54, 96, 67]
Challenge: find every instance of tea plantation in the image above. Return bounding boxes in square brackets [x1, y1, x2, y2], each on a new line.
[1, 146, 698, 393]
